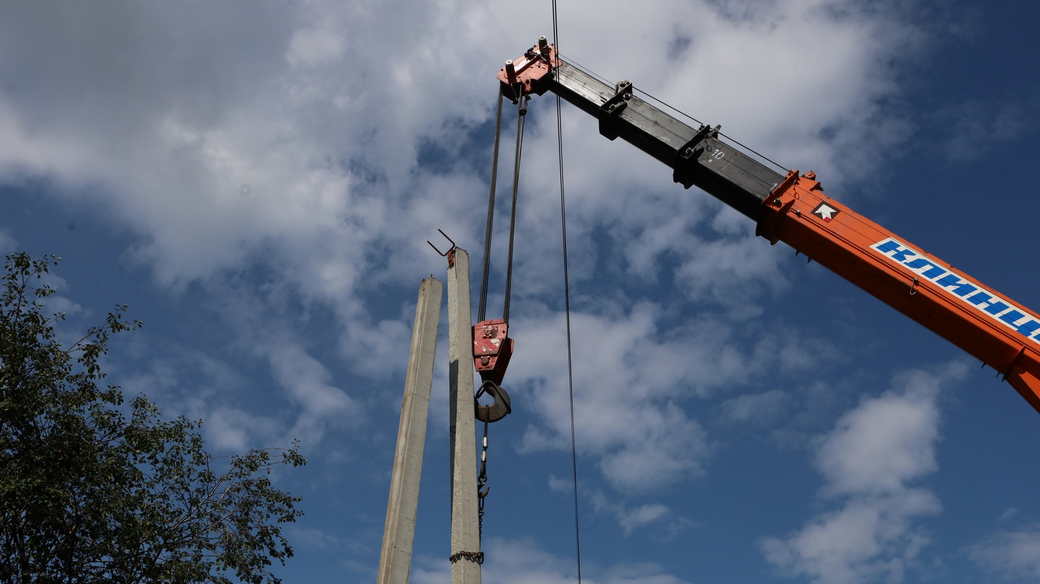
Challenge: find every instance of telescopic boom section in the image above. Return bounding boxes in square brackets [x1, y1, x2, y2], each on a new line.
[498, 41, 1040, 413]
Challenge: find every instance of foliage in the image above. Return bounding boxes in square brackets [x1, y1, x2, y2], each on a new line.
[0, 252, 307, 584]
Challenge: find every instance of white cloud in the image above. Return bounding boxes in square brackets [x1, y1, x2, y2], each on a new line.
[265, 339, 355, 416]
[411, 537, 690, 584]
[204, 406, 282, 452]
[286, 27, 347, 68]
[938, 100, 1033, 161]
[816, 376, 941, 497]
[510, 301, 832, 492]
[585, 489, 688, 538]
[548, 474, 573, 493]
[113, 340, 288, 452]
[763, 490, 939, 584]
[0, 0, 931, 300]
[720, 389, 791, 425]
[999, 507, 1020, 522]
[0, 230, 14, 253]
[970, 526, 1040, 581]
[675, 230, 789, 317]
[511, 305, 723, 491]
[617, 504, 671, 536]
[761, 362, 968, 584]
[0, 1, 941, 476]
[0, 3, 977, 581]
[32, 270, 85, 319]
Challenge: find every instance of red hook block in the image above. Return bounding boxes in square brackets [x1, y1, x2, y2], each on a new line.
[472, 318, 514, 385]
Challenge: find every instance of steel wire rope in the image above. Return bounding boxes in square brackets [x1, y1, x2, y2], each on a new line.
[557, 53, 612, 85]
[632, 87, 790, 173]
[502, 95, 527, 323]
[560, 53, 790, 174]
[558, 55, 894, 298]
[475, 91, 523, 551]
[478, 92, 505, 322]
[553, 4, 584, 583]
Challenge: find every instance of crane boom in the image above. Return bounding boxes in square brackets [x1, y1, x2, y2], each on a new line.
[498, 41, 1040, 413]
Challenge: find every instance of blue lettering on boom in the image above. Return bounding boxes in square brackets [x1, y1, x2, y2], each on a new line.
[935, 274, 977, 297]
[902, 258, 947, 279]
[874, 239, 917, 262]
[870, 237, 1040, 347]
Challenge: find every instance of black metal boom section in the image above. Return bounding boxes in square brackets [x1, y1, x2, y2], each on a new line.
[499, 47, 785, 221]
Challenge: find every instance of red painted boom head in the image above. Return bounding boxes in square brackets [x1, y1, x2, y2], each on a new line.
[497, 37, 559, 102]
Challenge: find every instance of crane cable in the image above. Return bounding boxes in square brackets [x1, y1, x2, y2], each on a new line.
[502, 94, 527, 324]
[478, 91, 527, 324]
[475, 90, 502, 544]
[554, 51, 789, 175]
[474, 80, 528, 544]
[551, 2, 585, 582]
[477, 91, 504, 323]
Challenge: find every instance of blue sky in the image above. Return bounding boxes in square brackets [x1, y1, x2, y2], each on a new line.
[2, 1, 1040, 582]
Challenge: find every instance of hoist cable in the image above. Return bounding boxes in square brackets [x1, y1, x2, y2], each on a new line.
[478, 92, 505, 322]
[502, 96, 527, 324]
[633, 87, 789, 173]
[552, 3, 584, 582]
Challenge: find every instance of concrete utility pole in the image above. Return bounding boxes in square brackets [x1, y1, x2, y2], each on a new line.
[377, 277, 443, 584]
[447, 249, 481, 583]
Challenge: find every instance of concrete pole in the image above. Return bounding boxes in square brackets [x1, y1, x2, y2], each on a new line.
[447, 249, 481, 583]
[377, 277, 443, 584]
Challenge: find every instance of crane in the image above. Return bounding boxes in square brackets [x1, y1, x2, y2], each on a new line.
[496, 38, 1040, 413]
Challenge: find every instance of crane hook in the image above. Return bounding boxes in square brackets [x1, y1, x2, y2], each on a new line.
[475, 380, 512, 423]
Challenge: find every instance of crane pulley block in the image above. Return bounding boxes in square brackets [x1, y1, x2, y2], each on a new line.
[497, 39, 557, 102]
[472, 319, 514, 385]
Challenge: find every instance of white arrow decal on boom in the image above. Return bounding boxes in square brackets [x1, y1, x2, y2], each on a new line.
[812, 202, 839, 221]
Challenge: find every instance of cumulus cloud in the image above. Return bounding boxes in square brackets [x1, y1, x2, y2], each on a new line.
[205, 406, 282, 452]
[265, 339, 355, 416]
[548, 473, 573, 493]
[510, 302, 827, 492]
[761, 362, 968, 584]
[0, 0, 940, 483]
[587, 491, 679, 538]
[411, 537, 690, 584]
[551, 473, 689, 539]
[816, 379, 940, 497]
[0, 230, 15, 253]
[512, 305, 729, 491]
[936, 99, 1035, 162]
[33, 271, 85, 319]
[115, 339, 288, 451]
[969, 526, 1040, 582]
[720, 389, 791, 425]
[0, 0, 930, 300]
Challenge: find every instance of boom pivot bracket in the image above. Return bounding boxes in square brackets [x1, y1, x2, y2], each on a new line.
[598, 81, 634, 140]
[672, 123, 720, 188]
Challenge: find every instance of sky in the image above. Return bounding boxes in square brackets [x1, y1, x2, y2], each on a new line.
[2, 1, 1040, 583]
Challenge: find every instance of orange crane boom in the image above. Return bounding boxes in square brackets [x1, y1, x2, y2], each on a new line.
[499, 39, 1040, 412]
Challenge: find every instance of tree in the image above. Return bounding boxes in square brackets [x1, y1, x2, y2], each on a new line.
[0, 252, 307, 584]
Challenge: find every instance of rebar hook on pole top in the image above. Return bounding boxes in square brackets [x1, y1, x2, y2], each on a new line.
[427, 228, 457, 264]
